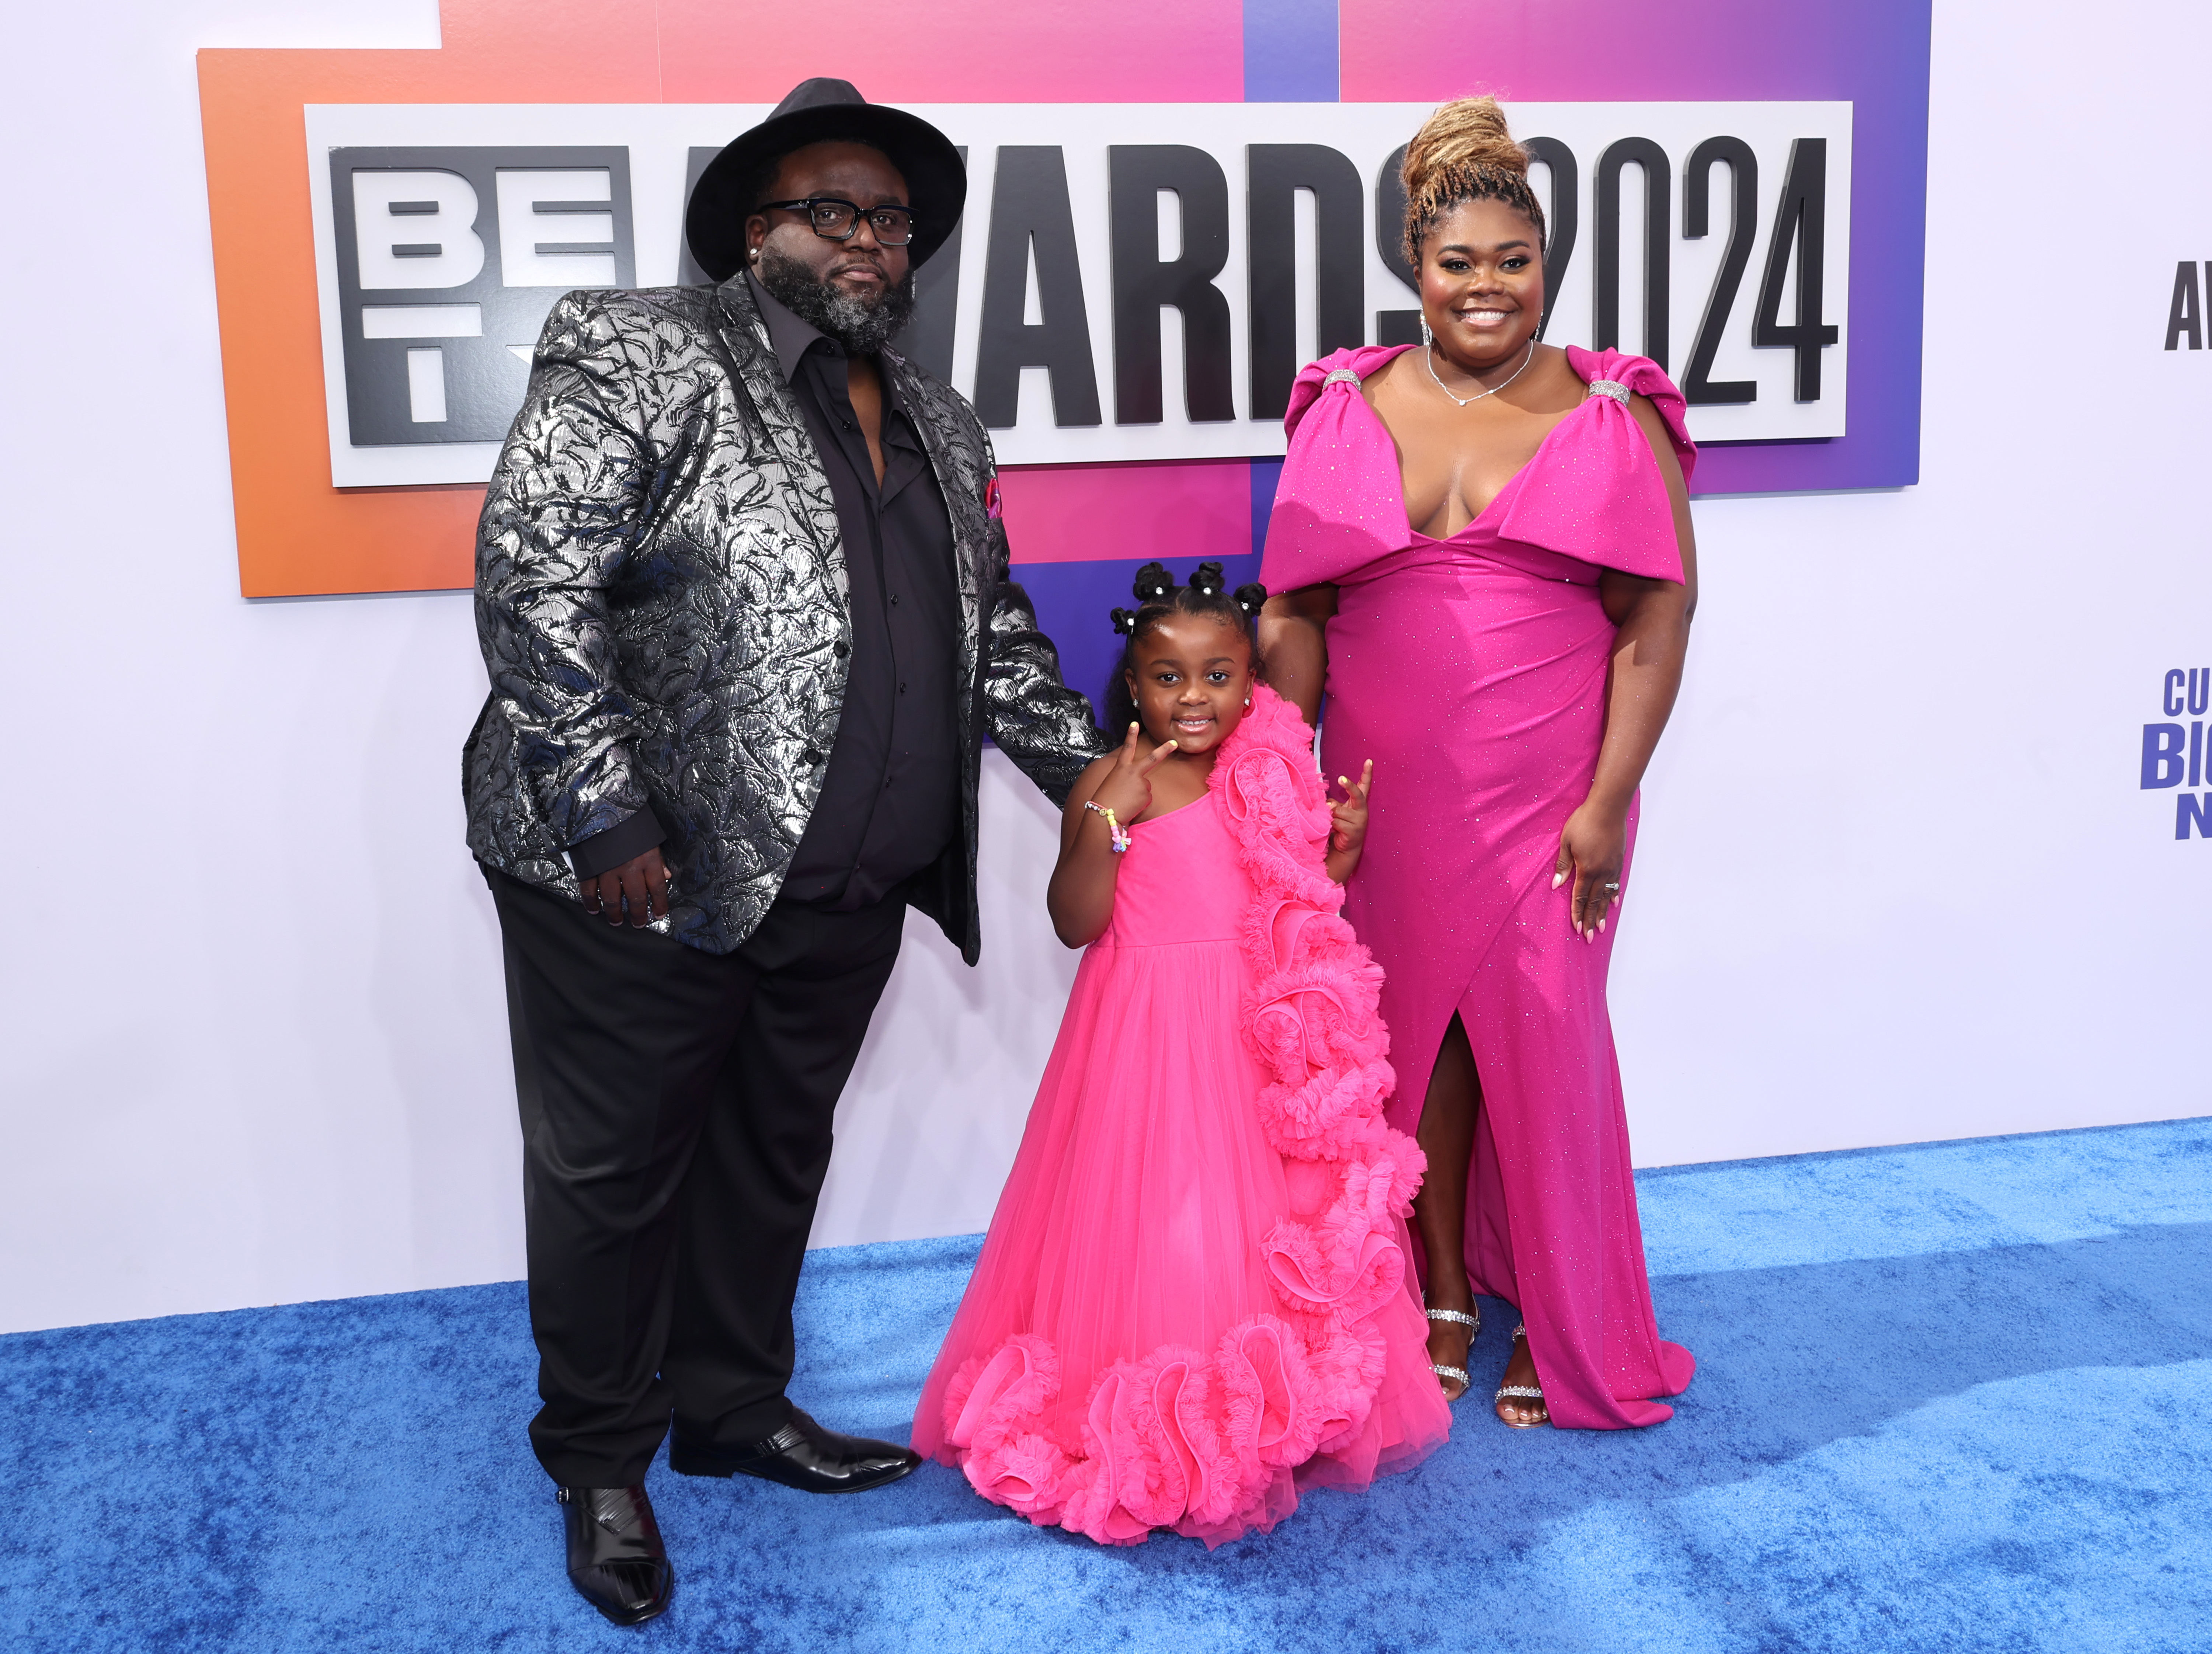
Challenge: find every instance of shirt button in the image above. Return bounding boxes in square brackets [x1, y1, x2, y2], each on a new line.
[899, 681, 907, 693]
[889, 594, 900, 606]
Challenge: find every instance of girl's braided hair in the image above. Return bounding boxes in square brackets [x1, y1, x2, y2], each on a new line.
[1401, 95, 1547, 265]
[1103, 561, 1268, 734]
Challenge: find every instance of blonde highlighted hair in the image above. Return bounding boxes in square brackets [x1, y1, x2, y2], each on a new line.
[1401, 95, 1546, 264]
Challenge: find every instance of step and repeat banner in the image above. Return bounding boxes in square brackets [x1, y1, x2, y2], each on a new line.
[19, 0, 2209, 1339]
[191, 0, 2205, 1290]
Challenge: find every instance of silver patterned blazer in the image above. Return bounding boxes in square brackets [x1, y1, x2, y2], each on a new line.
[463, 274, 1107, 960]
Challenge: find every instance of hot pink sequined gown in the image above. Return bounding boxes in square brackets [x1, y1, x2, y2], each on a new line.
[1260, 344, 1697, 1430]
[913, 687, 1450, 1545]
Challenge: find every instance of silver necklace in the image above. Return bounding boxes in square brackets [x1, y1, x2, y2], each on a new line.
[1423, 331, 1538, 407]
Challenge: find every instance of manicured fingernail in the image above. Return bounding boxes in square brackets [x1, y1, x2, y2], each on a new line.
[1598, 919, 1607, 933]
[1551, 872, 1566, 888]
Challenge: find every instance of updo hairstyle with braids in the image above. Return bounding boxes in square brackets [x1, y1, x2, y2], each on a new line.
[1401, 95, 1546, 266]
[1103, 561, 1269, 736]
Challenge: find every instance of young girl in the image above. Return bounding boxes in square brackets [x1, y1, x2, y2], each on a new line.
[911, 562, 1451, 1546]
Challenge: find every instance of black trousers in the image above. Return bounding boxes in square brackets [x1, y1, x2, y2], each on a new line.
[487, 869, 907, 1487]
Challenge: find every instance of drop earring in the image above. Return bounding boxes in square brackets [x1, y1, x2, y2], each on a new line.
[1420, 316, 1435, 347]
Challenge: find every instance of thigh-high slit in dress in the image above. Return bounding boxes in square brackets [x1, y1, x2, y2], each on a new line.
[1260, 344, 1697, 1428]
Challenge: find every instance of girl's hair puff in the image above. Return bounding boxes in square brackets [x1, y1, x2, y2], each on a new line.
[1401, 95, 1547, 266]
[1103, 561, 1267, 735]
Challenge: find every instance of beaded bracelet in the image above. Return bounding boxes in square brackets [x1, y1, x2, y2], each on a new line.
[1083, 799, 1131, 853]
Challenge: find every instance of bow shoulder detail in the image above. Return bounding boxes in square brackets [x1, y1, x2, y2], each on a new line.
[1490, 346, 1694, 582]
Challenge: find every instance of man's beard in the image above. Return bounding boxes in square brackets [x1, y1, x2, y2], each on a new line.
[755, 245, 917, 357]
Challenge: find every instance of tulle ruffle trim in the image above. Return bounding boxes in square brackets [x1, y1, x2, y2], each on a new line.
[940, 687, 1427, 1545]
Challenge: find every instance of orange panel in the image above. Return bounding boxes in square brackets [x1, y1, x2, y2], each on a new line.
[199, 5, 664, 596]
[198, 0, 1247, 596]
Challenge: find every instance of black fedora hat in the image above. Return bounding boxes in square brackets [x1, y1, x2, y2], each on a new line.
[685, 78, 965, 283]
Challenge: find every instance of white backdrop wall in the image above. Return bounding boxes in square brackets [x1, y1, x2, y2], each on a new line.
[2, 0, 2206, 1336]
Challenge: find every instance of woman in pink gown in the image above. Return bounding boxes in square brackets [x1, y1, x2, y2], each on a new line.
[1261, 98, 1697, 1430]
[914, 570, 1450, 1544]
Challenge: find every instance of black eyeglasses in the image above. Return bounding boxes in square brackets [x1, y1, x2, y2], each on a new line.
[757, 198, 918, 246]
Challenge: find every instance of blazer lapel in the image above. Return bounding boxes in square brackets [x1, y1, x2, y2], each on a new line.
[886, 352, 989, 696]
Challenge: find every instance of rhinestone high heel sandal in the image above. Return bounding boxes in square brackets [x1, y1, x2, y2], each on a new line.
[1494, 1322, 1548, 1428]
[1425, 1304, 1480, 1398]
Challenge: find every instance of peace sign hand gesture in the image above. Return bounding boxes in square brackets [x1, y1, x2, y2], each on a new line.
[1089, 722, 1180, 827]
[1325, 759, 1374, 883]
[1048, 724, 1180, 947]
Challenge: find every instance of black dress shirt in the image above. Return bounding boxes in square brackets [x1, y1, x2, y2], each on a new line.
[749, 272, 963, 910]
[564, 275, 964, 902]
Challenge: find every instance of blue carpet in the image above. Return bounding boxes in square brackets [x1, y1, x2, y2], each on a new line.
[4, 1118, 2209, 1652]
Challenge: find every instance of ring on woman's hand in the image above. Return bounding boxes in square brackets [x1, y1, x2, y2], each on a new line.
[1603, 881, 1620, 891]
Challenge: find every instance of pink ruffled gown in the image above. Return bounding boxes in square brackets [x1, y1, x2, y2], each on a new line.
[1259, 345, 1698, 1430]
[913, 687, 1451, 1545]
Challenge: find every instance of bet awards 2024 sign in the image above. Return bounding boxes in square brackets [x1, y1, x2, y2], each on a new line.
[306, 102, 1852, 487]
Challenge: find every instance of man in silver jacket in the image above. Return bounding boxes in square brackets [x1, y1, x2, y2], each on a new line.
[463, 81, 1105, 1625]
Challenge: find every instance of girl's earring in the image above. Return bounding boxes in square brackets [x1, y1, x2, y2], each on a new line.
[1244, 696, 1251, 707]
[1420, 316, 1434, 348]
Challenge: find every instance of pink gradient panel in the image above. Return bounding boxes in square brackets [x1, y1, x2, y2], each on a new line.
[999, 461, 1252, 565]
[656, 0, 1245, 103]
[1341, 0, 1875, 102]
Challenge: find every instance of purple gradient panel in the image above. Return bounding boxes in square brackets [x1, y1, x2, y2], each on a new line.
[1245, 0, 1340, 101]
[1013, 554, 1266, 725]
[1242, 5, 1332, 589]
[1251, 458, 1285, 565]
[1343, 0, 1931, 494]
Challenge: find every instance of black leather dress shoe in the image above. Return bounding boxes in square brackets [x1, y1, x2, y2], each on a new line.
[668, 1407, 922, 1494]
[558, 1484, 673, 1626]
